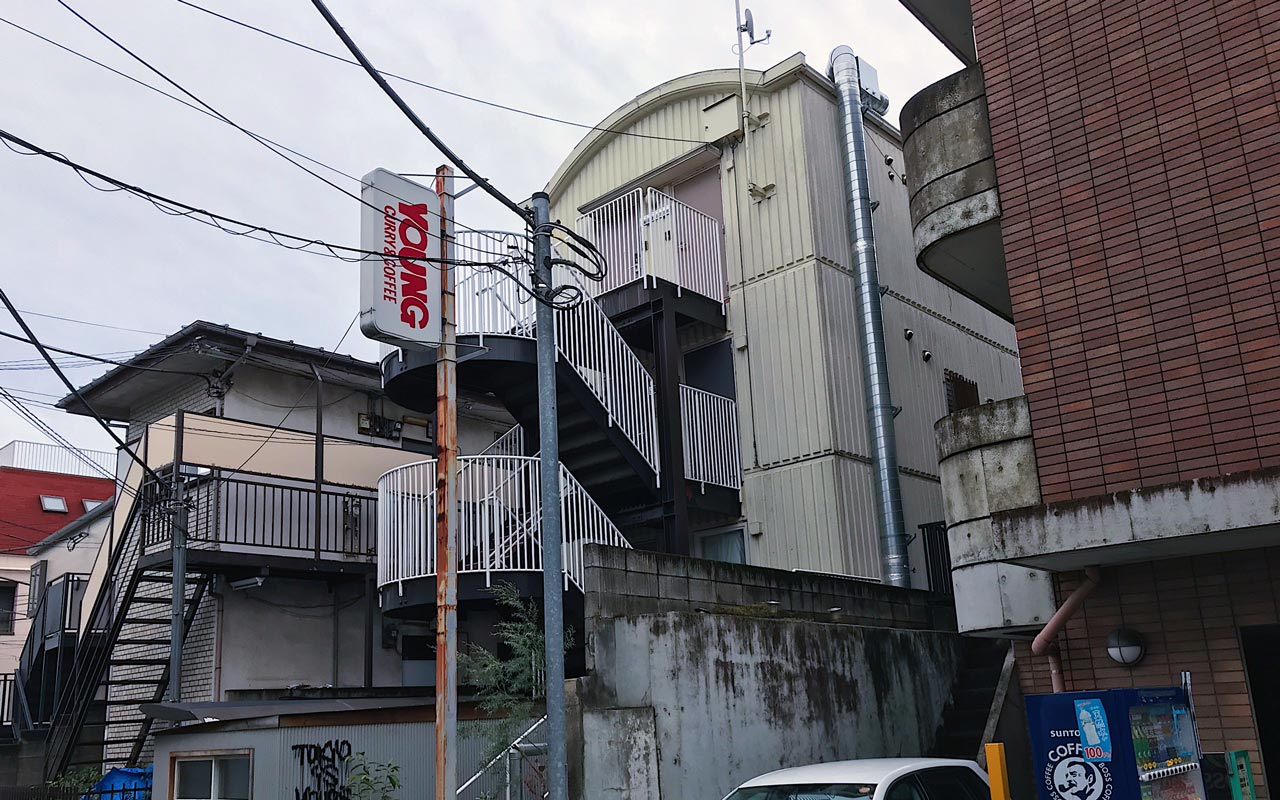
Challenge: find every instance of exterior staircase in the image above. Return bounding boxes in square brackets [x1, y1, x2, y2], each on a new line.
[930, 638, 1012, 760]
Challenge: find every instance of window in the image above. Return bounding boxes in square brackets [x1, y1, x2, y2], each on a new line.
[40, 495, 68, 513]
[83, 499, 105, 513]
[0, 582, 16, 635]
[174, 754, 251, 800]
[696, 528, 746, 564]
[915, 766, 989, 800]
[884, 776, 927, 800]
[943, 370, 980, 414]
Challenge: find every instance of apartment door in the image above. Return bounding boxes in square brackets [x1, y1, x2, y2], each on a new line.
[1240, 625, 1280, 790]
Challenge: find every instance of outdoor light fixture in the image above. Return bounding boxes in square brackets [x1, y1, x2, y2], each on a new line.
[1106, 627, 1146, 666]
[921, 350, 933, 362]
[904, 328, 914, 340]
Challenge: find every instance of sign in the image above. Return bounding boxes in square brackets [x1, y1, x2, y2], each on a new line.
[360, 168, 442, 347]
[1227, 750, 1258, 800]
[1028, 693, 1115, 800]
[1074, 698, 1113, 762]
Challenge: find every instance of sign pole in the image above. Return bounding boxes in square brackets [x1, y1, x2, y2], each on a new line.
[434, 165, 458, 798]
[532, 192, 568, 800]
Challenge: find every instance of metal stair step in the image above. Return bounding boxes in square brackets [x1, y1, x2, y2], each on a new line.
[117, 638, 171, 647]
[108, 658, 169, 667]
[122, 617, 171, 625]
[102, 678, 165, 687]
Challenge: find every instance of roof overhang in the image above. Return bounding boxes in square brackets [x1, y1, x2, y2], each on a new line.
[897, 0, 977, 66]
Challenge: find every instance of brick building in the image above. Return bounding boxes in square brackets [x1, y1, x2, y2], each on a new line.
[899, 0, 1280, 794]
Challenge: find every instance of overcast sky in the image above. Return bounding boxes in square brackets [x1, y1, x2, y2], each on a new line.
[0, 0, 958, 453]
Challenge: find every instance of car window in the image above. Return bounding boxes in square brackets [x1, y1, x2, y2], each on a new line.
[915, 767, 988, 800]
[884, 776, 927, 800]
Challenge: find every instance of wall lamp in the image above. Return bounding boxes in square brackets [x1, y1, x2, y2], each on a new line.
[1106, 627, 1146, 666]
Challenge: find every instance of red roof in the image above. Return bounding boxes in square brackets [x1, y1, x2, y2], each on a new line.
[0, 467, 115, 553]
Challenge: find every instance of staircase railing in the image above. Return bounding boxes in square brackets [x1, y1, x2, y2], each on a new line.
[451, 232, 661, 482]
[378, 456, 631, 593]
[457, 716, 548, 800]
[575, 189, 646, 295]
[13, 572, 88, 735]
[481, 424, 526, 457]
[679, 385, 742, 491]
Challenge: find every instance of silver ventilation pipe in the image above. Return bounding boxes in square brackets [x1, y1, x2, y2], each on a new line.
[829, 46, 910, 587]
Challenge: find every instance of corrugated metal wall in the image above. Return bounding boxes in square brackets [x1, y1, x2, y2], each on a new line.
[544, 56, 1022, 584]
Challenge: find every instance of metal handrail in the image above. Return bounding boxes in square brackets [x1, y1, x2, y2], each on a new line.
[679, 385, 742, 491]
[645, 187, 727, 308]
[456, 716, 548, 798]
[377, 457, 631, 592]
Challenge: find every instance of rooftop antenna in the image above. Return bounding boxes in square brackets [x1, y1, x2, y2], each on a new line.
[735, 1, 773, 201]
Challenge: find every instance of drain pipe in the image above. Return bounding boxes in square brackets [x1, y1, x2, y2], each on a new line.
[1032, 567, 1102, 692]
[829, 46, 909, 587]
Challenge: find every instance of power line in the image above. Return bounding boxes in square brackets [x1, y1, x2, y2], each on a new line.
[308, 0, 530, 220]
[171, 0, 704, 145]
[53, 0, 508, 253]
[0, 331, 210, 380]
[0, 285, 167, 488]
[13, 306, 166, 336]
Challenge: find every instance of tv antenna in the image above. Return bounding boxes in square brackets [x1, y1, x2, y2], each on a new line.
[735, 2, 774, 201]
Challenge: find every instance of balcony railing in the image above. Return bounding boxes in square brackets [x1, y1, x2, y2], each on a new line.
[140, 472, 377, 561]
[377, 455, 631, 592]
[679, 385, 742, 491]
[575, 187, 727, 308]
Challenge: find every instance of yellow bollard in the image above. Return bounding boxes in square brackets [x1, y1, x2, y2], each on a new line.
[985, 742, 1012, 800]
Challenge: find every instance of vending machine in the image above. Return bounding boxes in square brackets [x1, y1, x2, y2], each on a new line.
[1027, 687, 1206, 800]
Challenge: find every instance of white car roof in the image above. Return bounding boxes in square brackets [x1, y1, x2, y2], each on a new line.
[738, 758, 984, 788]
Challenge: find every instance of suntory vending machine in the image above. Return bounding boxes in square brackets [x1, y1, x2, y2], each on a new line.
[1028, 687, 1206, 800]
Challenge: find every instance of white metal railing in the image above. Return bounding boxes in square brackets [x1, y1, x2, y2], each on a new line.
[0, 439, 115, 478]
[481, 424, 526, 457]
[451, 232, 661, 481]
[377, 456, 631, 592]
[575, 188, 645, 294]
[680, 385, 742, 491]
[575, 188, 727, 308]
[457, 716, 548, 800]
[552, 267, 661, 478]
[645, 188, 727, 308]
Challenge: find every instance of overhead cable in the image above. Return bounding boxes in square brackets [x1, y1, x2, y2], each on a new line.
[172, 0, 704, 145]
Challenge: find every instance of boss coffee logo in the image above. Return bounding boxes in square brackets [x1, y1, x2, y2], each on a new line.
[1043, 736, 1114, 800]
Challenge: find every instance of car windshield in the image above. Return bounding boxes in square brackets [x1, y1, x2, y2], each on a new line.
[724, 785, 876, 800]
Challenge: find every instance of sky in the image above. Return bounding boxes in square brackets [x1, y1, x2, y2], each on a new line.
[0, 0, 959, 453]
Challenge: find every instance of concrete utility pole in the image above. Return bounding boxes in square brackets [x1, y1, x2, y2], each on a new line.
[434, 165, 460, 798]
[532, 192, 568, 800]
[166, 415, 188, 702]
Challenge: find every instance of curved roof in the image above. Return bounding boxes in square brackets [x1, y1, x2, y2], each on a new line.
[545, 53, 821, 202]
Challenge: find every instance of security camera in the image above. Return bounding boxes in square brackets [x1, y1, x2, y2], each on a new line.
[229, 576, 266, 591]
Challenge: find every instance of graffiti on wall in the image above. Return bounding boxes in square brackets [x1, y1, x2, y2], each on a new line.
[292, 738, 353, 800]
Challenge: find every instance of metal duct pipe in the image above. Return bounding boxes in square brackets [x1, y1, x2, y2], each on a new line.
[829, 46, 909, 587]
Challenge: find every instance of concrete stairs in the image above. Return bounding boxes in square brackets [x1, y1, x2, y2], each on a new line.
[930, 637, 1010, 760]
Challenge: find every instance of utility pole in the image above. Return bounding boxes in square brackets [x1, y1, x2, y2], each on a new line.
[532, 192, 568, 800]
[166, 414, 188, 702]
[434, 165, 459, 798]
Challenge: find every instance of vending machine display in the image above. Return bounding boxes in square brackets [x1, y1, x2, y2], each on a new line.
[1028, 688, 1207, 800]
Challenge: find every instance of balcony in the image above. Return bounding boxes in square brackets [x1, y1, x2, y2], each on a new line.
[12, 573, 87, 733]
[900, 64, 1011, 320]
[575, 187, 727, 307]
[376, 455, 631, 609]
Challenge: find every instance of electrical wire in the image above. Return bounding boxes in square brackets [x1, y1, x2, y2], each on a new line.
[310, 0, 529, 220]
[0, 286, 167, 488]
[13, 306, 166, 337]
[52, 0, 508, 253]
[0, 330, 210, 380]
[170, 0, 704, 145]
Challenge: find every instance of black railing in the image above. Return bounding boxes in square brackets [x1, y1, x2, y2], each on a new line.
[1, 672, 14, 729]
[920, 521, 954, 596]
[13, 573, 88, 735]
[0, 788, 150, 800]
[140, 471, 377, 560]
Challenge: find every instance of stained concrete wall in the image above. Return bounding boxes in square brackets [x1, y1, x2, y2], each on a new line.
[572, 546, 964, 798]
[578, 612, 964, 799]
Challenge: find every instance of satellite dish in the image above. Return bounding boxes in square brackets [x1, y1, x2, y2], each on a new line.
[743, 9, 755, 40]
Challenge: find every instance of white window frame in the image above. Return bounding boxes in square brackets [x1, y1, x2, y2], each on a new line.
[171, 750, 253, 800]
[694, 524, 747, 564]
[40, 495, 67, 513]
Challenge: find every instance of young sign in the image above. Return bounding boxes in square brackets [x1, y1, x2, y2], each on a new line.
[359, 169, 442, 348]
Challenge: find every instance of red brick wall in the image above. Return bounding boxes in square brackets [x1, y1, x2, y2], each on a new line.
[971, 0, 1280, 503]
[1017, 553, 1280, 796]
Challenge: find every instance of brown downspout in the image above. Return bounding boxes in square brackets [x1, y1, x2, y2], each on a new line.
[1031, 567, 1102, 692]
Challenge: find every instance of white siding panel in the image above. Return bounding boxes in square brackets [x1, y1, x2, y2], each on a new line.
[819, 263, 871, 458]
[833, 457, 884, 581]
[899, 473, 946, 591]
[743, 456, 845, 573]
[737, 262, 832, 466]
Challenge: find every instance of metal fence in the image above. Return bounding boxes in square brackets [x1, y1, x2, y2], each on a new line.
[0, 440, 115, 478]
[378, 456, 632, 592]
[141, 472, 377, 560]
[0, 789, 149, 800]
[680, 385, 742, 491]
[920, 521, 954, 596]
[1, 672, 14, 729]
